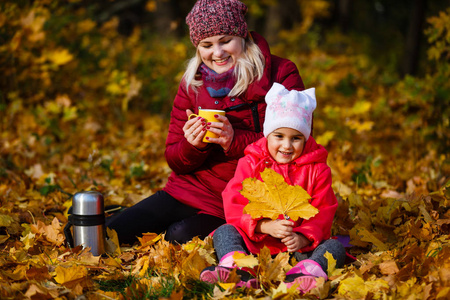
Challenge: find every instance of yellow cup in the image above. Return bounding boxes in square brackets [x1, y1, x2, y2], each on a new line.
[189, 109, 226, 143]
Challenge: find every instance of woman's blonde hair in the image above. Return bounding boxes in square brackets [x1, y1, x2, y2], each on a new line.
[183, 35, 265, 97]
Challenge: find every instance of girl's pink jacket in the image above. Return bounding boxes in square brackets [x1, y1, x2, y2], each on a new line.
[163, 32, 304, 220]
[222, 136, 337, 255]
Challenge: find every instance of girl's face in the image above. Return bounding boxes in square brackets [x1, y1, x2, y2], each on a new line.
[197, 35, 243, 74]
[267, 128, 306, 164]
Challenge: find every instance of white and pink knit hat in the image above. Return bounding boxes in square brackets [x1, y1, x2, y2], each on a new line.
[263, 83, 316, 140]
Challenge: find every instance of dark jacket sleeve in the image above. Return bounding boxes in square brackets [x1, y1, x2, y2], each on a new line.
[164, 83, 213, 174]
[274, 57, 305, 91]
[224, 129, 263, 159]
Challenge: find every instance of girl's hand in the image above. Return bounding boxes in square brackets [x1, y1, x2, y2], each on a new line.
[257, 219, 293, 239]
[183, 109, 208, 149]
[281, 232, 310, 252]
[203, 113, 234, 151]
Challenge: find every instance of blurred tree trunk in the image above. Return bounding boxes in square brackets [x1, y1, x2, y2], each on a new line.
[262, 0, 301, 44]
[153, 0, 176, 36]
[401, 0, 426, 76]
[173, 0, 197, 37]
[264, 2, 282, 44]
[337, 0, 351, 33]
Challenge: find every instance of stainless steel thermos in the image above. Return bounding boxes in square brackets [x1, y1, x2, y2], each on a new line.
[64, 191, 106, 256]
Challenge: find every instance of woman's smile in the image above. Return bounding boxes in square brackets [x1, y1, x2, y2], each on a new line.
[214, 57, 230, 65]
[198, 35, 243, 74]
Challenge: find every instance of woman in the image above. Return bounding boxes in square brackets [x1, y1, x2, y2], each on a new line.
[106, 0, 305, 245]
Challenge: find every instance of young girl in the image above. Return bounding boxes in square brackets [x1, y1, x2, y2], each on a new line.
[106, 0, 305, 246]
[200, 83, 346, 293]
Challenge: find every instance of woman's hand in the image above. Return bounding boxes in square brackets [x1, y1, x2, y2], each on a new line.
[282, 232, 311, 252]
[204, 113, 234, 151]
[256, 219, 294, 239]
[183, 109, 208, 149]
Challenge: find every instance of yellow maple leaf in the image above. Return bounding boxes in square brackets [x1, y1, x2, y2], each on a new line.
[103, 256, 123, 270]
[24, 283, 59, 299]
[258, 247, 290, 284]
[324, 251, 336, 276]
[316, 130, 335, 147]
[77, 248, 101, 265]
[20, 231, 36, 250]
[338, 274, 390, 298]
[181, 248, 210, 280]
[378, 260, 399, 275]
[345, 119, 374, 134]
[270, 282, 299, 299]
[232, 252, 259, 269]
[145, 0, 157, 12]
[213, 285, 233, 298]
[30, 218, 65, 246]
[183, 236, 216, 265]
[349, 224, 388, 251]
[241, 168, 318, 221]
[350, 100, 372, 115]
[0, 233, 9, 244]
[137, 232, 161, 248]
[45, 217, 65, 246]
[138, 257, 150, 277]
[3, 264, 28, 281]
[77, 19, 96, 33]
[338, 275, 367, 298]
[0, 214, 14, 227]
[218, 282, 236, 290]
[106, 227, 121, 255]
[54, 265, 87, 284]
[46, 48, 73, 66]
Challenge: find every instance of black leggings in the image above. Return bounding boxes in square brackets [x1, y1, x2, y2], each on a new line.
[105, 190, 225, 245]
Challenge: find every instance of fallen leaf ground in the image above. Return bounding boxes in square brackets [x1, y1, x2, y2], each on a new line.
[1, 106, 449, 299]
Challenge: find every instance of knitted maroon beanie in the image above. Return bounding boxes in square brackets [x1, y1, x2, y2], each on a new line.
[186, 0, 248, 47]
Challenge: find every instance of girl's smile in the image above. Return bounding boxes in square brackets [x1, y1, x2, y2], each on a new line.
[267, 128, 306, 164]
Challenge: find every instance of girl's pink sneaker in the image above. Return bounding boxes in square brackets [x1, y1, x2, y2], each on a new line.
[200, 266, 259, 289]
[285, 275, 317, 293]
[200, 266, 231, 283]
[284, 259, 327, 294]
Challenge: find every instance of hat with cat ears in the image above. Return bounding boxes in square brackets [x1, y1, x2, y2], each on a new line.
[263, 83, 316, 140]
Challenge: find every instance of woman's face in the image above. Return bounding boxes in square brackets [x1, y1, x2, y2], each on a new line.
[197, 35, 243, 74]
[267, 128, 306, 164]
